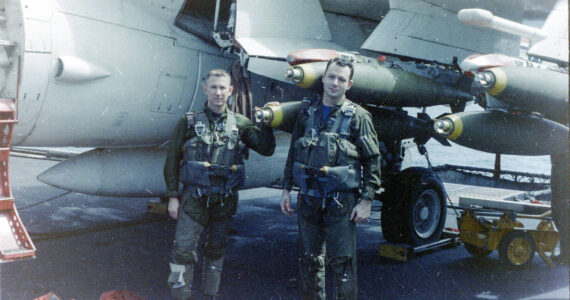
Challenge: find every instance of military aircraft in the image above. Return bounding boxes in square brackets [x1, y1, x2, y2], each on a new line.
[0, 0, 561, 261]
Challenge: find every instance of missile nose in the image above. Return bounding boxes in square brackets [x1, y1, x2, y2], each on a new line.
[434, 115, 463, 140]
[457, 8, 494, 27]
[434, 119, 454, 136]
[254, 108, 272, 124]
[286, 66, 304, 83]
[474, 71, 495, 88]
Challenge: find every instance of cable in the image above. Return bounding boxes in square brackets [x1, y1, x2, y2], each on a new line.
[17, 191, 71, 211]
[29, 215, 169, 241]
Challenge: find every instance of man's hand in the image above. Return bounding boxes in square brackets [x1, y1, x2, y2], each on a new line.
[350, 199, 371, 223]
[280, 189, 295, 216]
[168, 197, 180, 220]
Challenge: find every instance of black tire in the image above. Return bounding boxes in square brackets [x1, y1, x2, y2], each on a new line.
[464, 243, 493, 257]
[498, 231, 535, 267]
[380, 167, 447, 246]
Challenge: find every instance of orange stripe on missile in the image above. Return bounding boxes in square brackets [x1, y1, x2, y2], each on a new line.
[287, 49, 339, 66]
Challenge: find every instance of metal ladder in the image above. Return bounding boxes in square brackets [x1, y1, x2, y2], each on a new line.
[0, 1, 35, 262]
[0, 98, 35, 263]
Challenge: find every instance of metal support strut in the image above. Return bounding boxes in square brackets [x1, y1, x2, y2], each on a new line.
[0, 98, 35, 263]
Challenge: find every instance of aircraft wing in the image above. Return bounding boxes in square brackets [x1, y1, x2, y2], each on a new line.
[233, 0, 346, 82]
[361, 0, 522, 65]
[527, 0, 568, 65]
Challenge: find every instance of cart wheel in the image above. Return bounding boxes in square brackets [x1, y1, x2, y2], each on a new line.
[498, 231, 535, 267]
[464, 244, 493, 257]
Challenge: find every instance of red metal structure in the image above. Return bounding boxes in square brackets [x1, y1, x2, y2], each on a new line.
[0, 98, 35, 263]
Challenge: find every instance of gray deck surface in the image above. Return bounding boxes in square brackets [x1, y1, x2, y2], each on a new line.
[0, 156, 568, 299]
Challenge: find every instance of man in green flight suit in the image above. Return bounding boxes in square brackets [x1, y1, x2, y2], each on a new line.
[281, 57, 381, 299]
[164, 69, 276, 299]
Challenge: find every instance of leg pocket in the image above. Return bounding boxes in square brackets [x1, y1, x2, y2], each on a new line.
[182, 194, 208, 226]
[298, 194, 321, 221]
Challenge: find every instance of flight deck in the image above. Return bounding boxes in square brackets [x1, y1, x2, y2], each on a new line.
[0, 154, 568, 300]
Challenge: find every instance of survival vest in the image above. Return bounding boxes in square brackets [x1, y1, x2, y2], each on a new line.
[292, 98, 361, 198]
[178, 110, 245, 195]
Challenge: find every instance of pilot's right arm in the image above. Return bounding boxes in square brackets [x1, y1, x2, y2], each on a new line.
[280, 110, 305, 216]
[282, 110, 306, 191]
[164, 117, 189, 198]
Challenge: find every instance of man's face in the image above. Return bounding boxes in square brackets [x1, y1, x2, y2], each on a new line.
[203, 75, 233, 111]
[322, 63, 353, 101]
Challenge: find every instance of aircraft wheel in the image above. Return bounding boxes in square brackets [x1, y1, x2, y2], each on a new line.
[498, 231, 535, 267]
[381, 167, 447, 246]
[464, 243, 493, 257]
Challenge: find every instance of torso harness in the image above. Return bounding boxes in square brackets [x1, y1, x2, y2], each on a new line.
[292, 99, 361, 206]
[178, 110, 245, 199]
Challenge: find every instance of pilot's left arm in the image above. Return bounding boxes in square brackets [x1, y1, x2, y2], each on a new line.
[236, 114, 276, 156]
[354, 109, 381, 201]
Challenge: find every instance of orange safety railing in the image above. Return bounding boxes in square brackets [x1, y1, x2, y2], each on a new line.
[0, 98, 35, 263]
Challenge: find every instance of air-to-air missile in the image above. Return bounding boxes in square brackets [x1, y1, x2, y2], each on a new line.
[434, 111, 569, 156]
[254, 101, 303, 134]
[285, 49, 474, 108]
[255, 101, 451, 146]
[474, 66, 568, 124]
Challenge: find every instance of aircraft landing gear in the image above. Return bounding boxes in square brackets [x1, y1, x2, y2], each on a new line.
[380, 167, 447, 246]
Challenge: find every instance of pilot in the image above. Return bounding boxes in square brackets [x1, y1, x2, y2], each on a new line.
[164, 69, 276, 299]
[280, 57, 381, 299]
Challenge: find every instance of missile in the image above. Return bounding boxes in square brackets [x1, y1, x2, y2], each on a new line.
[254, 101, 304, 134]
[434, 111, 569, 155]
[285, 58, 473, 107]
[459, 53, 532, 75]
[256, 101, 451, 146]
[474, 67, 569, 124]
[458, 9, 549, 44]
[367, 107, 451, 146]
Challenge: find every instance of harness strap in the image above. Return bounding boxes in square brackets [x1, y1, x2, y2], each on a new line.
[340, 101, 357, 138]
[303, 99, 357, 139]
[305, 105, 319, 137]
[185, 112, 195, 129]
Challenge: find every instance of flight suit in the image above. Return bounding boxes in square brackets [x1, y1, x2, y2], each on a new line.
[164, 105, 275, 299]
[283, 98, 381, 299]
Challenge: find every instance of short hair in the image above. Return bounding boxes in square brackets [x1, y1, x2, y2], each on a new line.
[204, 69, 231, 82]
[324, 56, 354, 80]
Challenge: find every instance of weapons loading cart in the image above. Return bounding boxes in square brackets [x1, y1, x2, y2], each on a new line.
[376, 164, 559, 265]
[455, 196, 559, 268]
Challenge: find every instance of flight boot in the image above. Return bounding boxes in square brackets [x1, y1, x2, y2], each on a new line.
[169, 263, 194, 300]
[203, 257, 224, 297]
